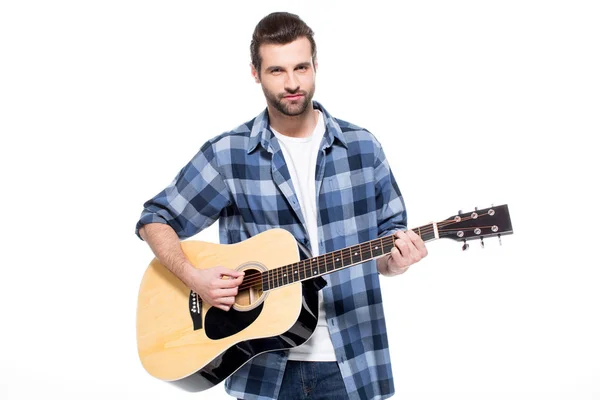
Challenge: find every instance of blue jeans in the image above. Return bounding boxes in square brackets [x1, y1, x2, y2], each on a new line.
[238, 361, 349, 400]
[279, 361, 348, 400]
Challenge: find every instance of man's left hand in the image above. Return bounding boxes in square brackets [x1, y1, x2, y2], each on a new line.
[378, 230, 428, 276]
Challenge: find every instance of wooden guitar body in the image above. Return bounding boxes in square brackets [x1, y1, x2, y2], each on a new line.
[136, 228, 318, 392]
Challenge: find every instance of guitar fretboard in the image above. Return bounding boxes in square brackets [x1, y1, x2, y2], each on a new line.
[261, 224, 436, 291]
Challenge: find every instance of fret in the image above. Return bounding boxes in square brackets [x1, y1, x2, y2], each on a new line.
[420, 223, 435, 242]
[303, 259, 309, 280]
[316, 256, 322, 276]
[276, 266, 283, 288]
[372, 238, 383, 257]
[299, 260, 307, 281]
[296, 262, 303, 283]
[358, 242, 364, 263]
[279, 266, 284, 286]
[264, 271, 270, 291]
[289, 262, 296, 282]
[318, 254, 326, 275]
[284, 264, 290, 285]
[265, 270, 270, 290]
[382, 237, 388, 253]
[286, 263, 293, 284]
[349, 245, 357, 265]
[292, 264, 297, 284]
[334, 250, 342, 270]
[364, 241, 373, 260]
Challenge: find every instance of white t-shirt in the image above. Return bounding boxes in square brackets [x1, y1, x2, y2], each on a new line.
[271, 110, 336, 361]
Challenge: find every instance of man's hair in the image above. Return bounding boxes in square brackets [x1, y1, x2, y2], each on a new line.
[250, 12, 317, 76]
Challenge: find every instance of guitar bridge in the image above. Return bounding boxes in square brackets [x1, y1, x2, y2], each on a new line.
[189, 291, 203, 330]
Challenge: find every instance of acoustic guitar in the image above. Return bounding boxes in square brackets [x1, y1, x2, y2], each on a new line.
[136, 204, 513, 392]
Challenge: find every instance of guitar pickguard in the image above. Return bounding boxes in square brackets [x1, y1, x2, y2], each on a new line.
[204, 303, 263, 340]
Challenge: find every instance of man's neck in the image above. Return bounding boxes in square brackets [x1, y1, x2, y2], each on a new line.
[268, 104, 319, 138]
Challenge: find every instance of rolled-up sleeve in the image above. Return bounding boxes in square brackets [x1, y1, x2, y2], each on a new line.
[374, 142, 407, 237]
[135, 141, 231, 240]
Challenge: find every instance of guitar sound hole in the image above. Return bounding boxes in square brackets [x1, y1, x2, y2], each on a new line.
[235, 268, 264, 308]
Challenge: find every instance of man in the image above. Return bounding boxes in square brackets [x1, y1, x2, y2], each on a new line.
[135, 11, 427, 400]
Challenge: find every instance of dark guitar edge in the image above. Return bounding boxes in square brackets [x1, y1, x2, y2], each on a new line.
[168, 280, 320, 392]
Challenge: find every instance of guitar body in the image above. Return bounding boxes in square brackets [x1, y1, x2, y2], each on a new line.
[136, 228, 319, 392]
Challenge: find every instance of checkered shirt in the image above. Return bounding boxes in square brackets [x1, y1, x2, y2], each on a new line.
[135, 101, 407, 400]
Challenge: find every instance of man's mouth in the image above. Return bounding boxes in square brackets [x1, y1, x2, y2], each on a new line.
[283, 94, 304, 101]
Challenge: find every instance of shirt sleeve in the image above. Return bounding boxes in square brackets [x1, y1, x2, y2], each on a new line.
[373, 142, 407, 237]
[135, 140, 232, 240]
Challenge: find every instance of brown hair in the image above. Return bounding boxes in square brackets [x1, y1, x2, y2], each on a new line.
[250, 12, 317, 76]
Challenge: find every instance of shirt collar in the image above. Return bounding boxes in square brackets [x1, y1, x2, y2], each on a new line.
[246, 100, 348, 154]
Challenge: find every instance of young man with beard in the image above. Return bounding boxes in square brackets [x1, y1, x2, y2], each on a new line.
[136, 11, 428, 400]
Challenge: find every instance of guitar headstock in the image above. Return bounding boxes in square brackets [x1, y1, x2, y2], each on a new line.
[437, 204, 513, 249]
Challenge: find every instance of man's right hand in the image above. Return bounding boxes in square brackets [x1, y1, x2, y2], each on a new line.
[183, 266, 245, 312]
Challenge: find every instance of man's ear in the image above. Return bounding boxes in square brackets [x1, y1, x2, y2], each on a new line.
[314, 58, 318, 73]
[250, 63, 260, 83]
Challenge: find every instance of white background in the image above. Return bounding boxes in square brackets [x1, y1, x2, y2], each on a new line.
[1, 1, 599, 399]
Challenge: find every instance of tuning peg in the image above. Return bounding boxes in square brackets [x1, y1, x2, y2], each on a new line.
[480, 237, 485, 248]
[498, 234, 502, 246]
[462, 240, 469, 251]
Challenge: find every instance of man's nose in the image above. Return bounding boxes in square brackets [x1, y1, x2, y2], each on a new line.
[284, 72, 300, 92]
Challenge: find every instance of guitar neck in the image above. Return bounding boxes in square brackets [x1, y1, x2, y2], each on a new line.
[261, 223, 438, 291]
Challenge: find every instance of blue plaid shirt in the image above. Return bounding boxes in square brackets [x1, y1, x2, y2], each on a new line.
[136, 101, 407, 400]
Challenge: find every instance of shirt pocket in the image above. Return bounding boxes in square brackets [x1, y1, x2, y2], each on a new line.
[327, 171, 366, 236]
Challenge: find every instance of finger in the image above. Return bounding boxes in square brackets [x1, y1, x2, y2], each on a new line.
[395, 232, 423, 266]
[394, 233, 412, 258]
[399, 231, 420, 253]
[407, 230, 428, 257]
[219, 296, 236, 307]
[397, 237, 421, 264]
[215, 287, 239, 298]
[389, 246, 407, 268]
[388, 247, 410, 273]
[219, 274, 245, 289]
[221, 297, 235, 306]
[215, 266, 245, 279]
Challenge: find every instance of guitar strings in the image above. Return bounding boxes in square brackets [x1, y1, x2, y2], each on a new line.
[235, 213, 490, 290]
[237, 236, 397, 291]
[235, 212, 492, 290]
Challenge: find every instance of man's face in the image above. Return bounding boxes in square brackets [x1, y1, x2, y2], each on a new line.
[252, 37, 317, 117]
